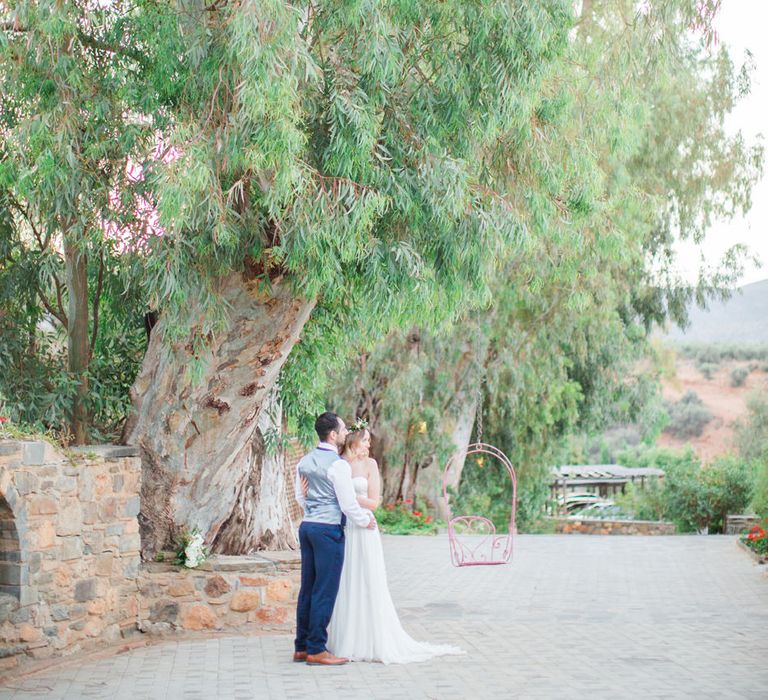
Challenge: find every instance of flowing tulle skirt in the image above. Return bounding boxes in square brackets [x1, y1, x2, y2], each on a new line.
[327, 522, 463, 664]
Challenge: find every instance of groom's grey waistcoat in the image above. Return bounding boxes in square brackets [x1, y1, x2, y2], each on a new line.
[298, 447, 343, 525]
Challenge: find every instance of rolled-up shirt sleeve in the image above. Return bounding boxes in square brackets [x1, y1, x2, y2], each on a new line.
[328, 458, 373, 528]
[294, 463, 306, 511]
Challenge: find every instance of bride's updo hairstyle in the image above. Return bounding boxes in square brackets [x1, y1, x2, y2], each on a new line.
[342, 427, 369, 459]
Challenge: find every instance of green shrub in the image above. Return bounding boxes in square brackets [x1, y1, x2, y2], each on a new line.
[730, 366, 749, 387]
[675, 343, 768, 364]
[615, 480, 670, 522]
[664, 390, 712, 439]
[752, 461, 768, 519]
[375, 502, 440, 535]
[617, 446, 753, 533]
[741, 522, 768, 557]
[698, 362, 718, 380]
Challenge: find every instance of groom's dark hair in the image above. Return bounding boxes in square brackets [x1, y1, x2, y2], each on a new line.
[315, 411, 341, 441]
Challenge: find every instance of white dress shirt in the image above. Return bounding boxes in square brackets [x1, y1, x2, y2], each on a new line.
[295, 442, 373, 528]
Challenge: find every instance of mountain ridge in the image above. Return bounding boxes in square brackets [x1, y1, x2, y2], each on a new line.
[662, 278, 768, 344]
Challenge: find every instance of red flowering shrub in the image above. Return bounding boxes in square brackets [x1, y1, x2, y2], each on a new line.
[742, 521, 768, 557]
[374, 502, 440, 535]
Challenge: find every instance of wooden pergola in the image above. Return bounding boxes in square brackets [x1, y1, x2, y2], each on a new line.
[549, 464, 666, 515]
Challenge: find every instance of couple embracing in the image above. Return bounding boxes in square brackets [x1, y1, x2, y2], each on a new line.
[293, 412, 462, 665]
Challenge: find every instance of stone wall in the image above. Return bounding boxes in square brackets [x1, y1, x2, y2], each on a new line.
[0, 441, 141, 674]
[138, 552, 299, 635]
[551, 517, 676, 535]
[0, 438, 303, 678]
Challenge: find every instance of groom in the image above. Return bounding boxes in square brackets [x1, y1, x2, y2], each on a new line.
[293, 411, 376, 666]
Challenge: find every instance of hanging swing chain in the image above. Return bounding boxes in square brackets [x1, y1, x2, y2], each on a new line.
[475, 374, 485, 444]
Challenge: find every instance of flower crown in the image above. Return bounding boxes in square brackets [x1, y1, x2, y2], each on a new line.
[349, 417, 369, 432]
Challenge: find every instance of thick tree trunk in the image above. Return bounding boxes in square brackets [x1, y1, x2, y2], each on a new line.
[212, 386, 296, 553]
[125, 273, 314, 557]
[415, 388, 480, 520]
[64, 237, 89, 445]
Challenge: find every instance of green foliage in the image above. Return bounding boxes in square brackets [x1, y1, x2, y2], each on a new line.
[675, 343, 768, 364]
[698, 362, 719, 380]
[615, 480, 670, 522]
[741, 523, 768, 557]
[1, 0, 763, 461]
[664, 390, 713, 439]
[733, 392, 768, 518]
[374, 504, 439, 536]
[617, 446, 753, 533]
[729, 366, 750, 387]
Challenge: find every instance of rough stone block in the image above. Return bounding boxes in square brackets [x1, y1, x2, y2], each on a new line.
[204, 575, 231, 598]
[0, 441, 21, 457]
[56, 500, 83, 536]
[50, 605, 70, 622]
[118, 533, 141, 554]
[122, 557, 140, 579]
[55, 476, 77, 493]
[81, 503, 98, 526]
[123, 496, 140, 518]
[9, 606, 31, 625]
[266, 579, 293, 603]
[28, 495, 58, 515]
[86, 599, 107, 616]
[98, 498, 117, 521]
[60, 536, 83, 561]
[14, 471, 38, 496]
[21, 441, 46, 466]
[256, 605, 290, 625]
[230, 590, 261, 612]
[180, 604, 219, 631]
[168, 579, 195, 597]
[95, 554, 114, 577]
[106, 523, 124, 537]
[74, 578, 98, 602]
[239, 575, 269, 587]
[28, 551, 43, 575]
[149, 601, 179, 624]
[19, 624, 40, 642]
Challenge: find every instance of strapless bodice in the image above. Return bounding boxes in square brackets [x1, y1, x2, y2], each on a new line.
[351, 475, 368, 496]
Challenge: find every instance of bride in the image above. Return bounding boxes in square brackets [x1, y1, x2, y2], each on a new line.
[323, 424, 463, 664]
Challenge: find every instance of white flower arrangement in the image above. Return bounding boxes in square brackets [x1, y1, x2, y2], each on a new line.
[174, 528, 209, 568]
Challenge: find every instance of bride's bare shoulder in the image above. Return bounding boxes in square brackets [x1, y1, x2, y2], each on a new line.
[366, 457, 380, 473]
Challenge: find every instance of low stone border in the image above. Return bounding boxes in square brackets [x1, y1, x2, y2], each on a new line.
[736, 537, 767, 565]
[137, 551, 300, 636]
[547, 517, 676, 535]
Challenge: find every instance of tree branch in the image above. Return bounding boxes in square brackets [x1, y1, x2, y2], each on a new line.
[89, 251, 105, 361]
[37, 286, 68, 329]
[1, 20, 148, 67]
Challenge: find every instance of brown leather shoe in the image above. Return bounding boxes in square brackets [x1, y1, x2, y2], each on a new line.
[305, 651, 348, 666]
[293, 651, 308, 662]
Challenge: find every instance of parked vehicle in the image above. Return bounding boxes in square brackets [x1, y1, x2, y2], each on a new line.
[570, 502, 632, 520]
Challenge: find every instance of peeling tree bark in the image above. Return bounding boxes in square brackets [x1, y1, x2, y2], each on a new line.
[124, 273, 314, 557]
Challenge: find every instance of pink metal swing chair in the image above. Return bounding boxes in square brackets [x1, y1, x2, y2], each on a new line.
[441, 442, 517, 567]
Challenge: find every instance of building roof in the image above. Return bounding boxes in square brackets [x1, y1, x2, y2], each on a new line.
[551, 464, 666, 482]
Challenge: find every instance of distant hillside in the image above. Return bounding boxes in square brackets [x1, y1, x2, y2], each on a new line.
[663, 278, 768, 344]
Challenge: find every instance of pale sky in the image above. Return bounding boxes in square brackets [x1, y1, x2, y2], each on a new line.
[674, 0, 768, 288]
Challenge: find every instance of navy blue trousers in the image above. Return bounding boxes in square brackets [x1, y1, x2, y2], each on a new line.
[295, 521, 345, 654]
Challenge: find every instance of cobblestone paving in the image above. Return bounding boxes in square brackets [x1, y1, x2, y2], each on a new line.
[2, 535, 767, 700]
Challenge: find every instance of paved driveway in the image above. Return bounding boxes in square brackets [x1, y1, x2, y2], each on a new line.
[2, 535, 767, 699]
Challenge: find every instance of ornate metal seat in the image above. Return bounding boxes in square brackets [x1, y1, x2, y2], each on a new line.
[442, 443, 517, 567]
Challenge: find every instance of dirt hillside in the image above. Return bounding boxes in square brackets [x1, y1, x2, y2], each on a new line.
[658, 358, 768, 461]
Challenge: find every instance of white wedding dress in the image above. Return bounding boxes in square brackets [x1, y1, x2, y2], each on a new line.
[327, 476, 464, 664]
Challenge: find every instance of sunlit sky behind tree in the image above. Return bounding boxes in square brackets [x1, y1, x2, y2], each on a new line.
[675, 0, 768, 287]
